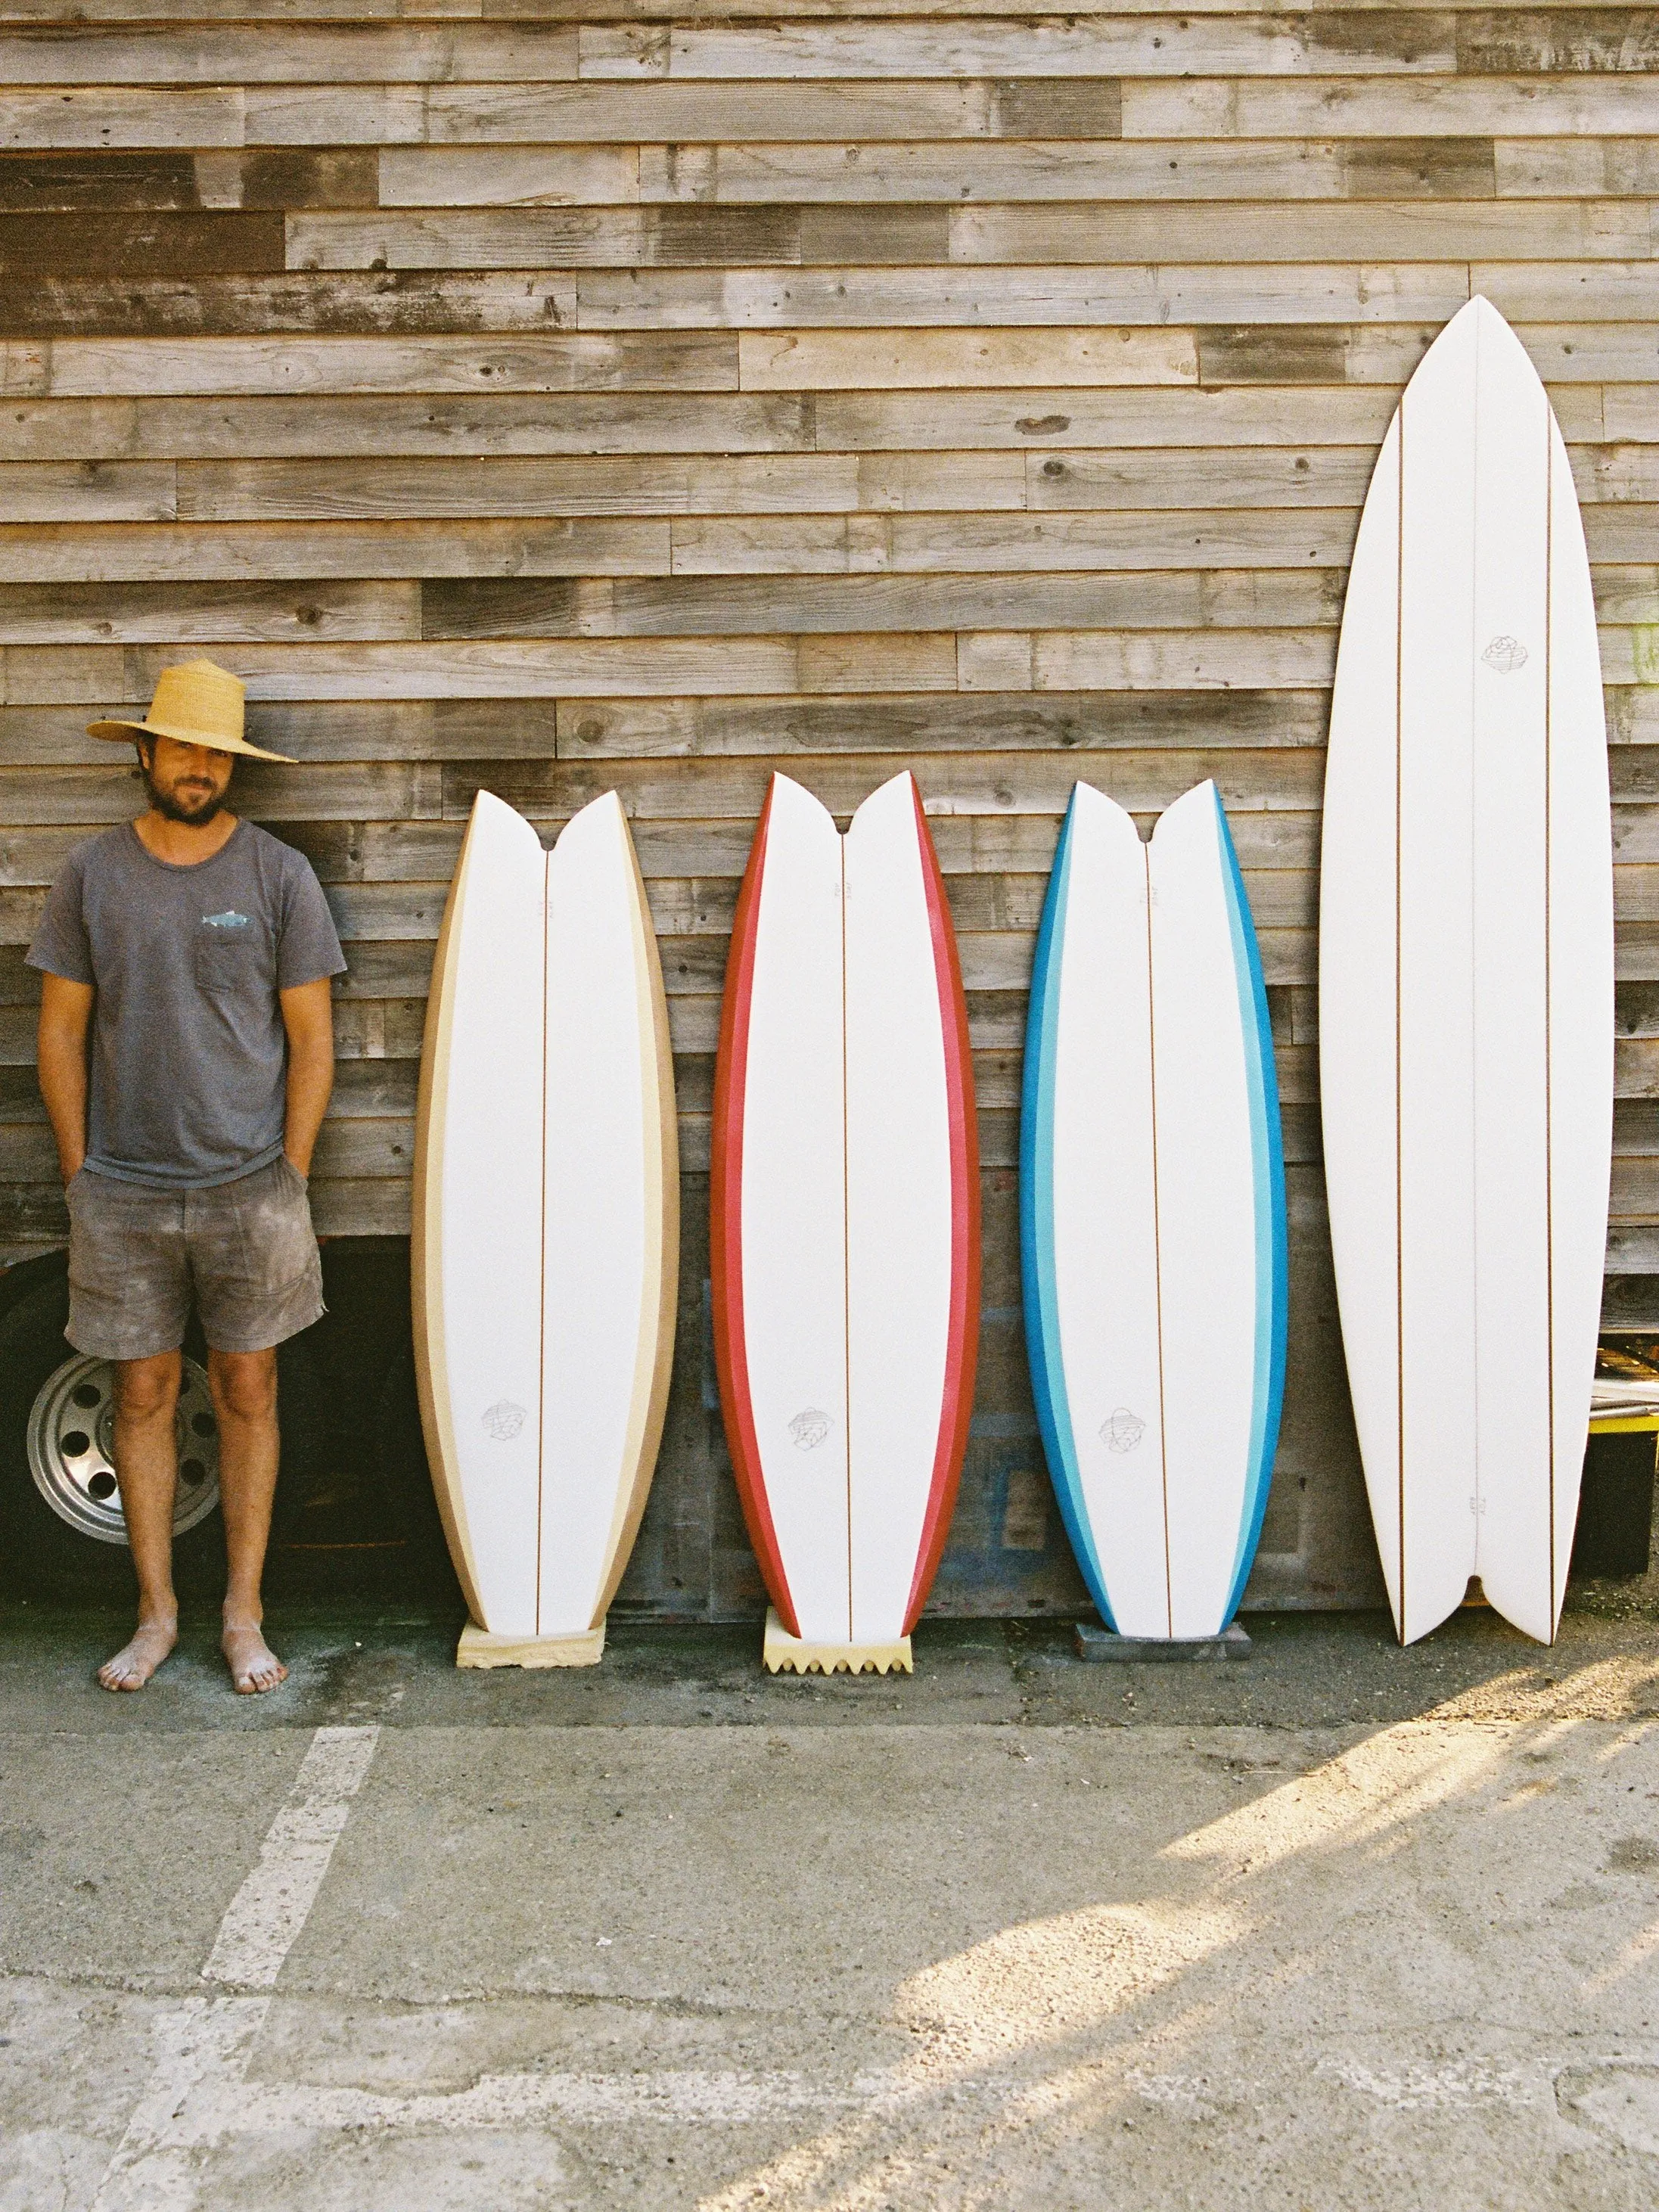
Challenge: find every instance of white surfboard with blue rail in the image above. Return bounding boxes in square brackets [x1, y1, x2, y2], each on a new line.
[1022, 779, 1288, 1639]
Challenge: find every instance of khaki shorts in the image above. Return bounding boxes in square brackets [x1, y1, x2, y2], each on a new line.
[66, 1154, 325, 1361]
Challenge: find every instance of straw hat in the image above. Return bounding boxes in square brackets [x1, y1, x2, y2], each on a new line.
[87, 660, 294, 764]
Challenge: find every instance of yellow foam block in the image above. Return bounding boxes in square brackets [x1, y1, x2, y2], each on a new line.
[762, 1607, 913, 1676]
[456, 1623, 605, 1670]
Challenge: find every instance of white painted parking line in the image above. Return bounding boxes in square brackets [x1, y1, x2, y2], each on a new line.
[90, 1726, 381, 2211]
[200, 1725, 380, 1990]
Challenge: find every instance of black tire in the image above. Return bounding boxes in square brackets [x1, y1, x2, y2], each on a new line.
[0, 1264, 325, 1604]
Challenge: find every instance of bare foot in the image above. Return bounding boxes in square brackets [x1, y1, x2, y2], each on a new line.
[98, 1616, 177, 1692]
[222, 1620, 287, 1695]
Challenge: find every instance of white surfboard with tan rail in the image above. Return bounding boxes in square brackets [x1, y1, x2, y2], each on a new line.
[413, 789, 679, 1667]
[1320, 296, 1614, 1647]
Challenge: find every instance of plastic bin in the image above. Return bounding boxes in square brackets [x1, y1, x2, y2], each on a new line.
[1571, 1421, 1658, 1580]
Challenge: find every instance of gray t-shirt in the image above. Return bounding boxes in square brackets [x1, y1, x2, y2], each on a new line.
[27, 819, 346, 1190]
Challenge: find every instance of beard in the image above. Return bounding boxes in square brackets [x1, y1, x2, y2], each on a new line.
[140, 759, 226, 825]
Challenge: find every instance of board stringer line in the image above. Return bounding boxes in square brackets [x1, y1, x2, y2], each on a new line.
[1144, 837, 1174, 1641]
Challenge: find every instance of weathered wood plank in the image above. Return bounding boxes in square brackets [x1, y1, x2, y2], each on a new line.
[1605, 385, 1659, 439]
[370, 145, 642, 214]
[308, 1179, 411, 1238]
[952, 198, 1654, 263]
[1496, 135, 1659, 195]
[241, 150, 381, 210]
[1458, 12, 1659, 73]
[1123, 76, 1659, 138]
[560, 687, 1332, 756]
[1, 462, 174, 523]
[1028, 628, 1337, 688]
[5, 636, 806, 701]
[330, 999, 428, 1064]
[1477, 262, 1659, 319]
[291, 205, 809, 269]
[0, 151, 199, 209]
[0, 580, 421, 645]
[812, 382, 1614, 446]
[0, 519, 675, 583]
[676, 508, 1362, 573]
[427, 80, 1102, 144]
[0, 26, 579, 83]
[47, 333, 737, 396]
[6, 273, 578, 340]
[739, 326, 1199, 387]
[0, 211, 284, 275]
[1596, 568, 1659, 626]
[170, 453, 1026, 521]
[0, 86, 244, 150]
[1027, 446, 1379, 508]
[0, 342, 46, 396]
[9, 393, 812, 461]
[422, 570, 1345, 640]
[0, 760, 441, 825]
[242, 85, 426, 146]
[577, 264, 1472, 329]
[666, 138, 1492, 200]
[593, 17, 1456, 80]
[0, 0, 1611, 20]
[1587, 502, 1659, 560]
[391, 144, 711, 213]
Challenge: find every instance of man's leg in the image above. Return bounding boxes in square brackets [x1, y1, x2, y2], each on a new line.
[98, 1350, 182, 1692]
[210, 1346, 287, 1694]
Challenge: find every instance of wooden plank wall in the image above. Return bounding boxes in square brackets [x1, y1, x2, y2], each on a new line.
[2, 3, 1655, 1616]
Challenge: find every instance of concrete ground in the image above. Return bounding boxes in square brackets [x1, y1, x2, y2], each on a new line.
[2, 1593, 1658, 2211]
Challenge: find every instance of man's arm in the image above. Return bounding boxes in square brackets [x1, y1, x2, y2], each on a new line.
[36, 974, 94, 1185]
[279, 977, 334, 1178]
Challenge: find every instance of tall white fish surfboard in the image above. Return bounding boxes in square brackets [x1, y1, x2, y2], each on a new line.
[712, 771, 980, 1667]
[413, 789, 679, 1665]
[1320, 295, 1614, 1646]
[1022, 780, 1288, 1640]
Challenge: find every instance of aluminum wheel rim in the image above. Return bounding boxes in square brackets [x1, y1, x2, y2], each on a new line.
[26, 1353, 221, 1546]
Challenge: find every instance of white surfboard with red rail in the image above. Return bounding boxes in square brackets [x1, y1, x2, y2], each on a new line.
[413, 789, 679, 1664]
[712, 771, 979, 1662]
[1320, 296, 1614, 1647]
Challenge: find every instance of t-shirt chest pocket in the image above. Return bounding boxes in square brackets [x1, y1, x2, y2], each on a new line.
[195, 909, 265, 996]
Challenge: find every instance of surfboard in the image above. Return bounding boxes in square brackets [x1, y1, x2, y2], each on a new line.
[712, 770, 980, 1663]
[1320, 294, 1614, 1647]
[1022, 779, 1288, 1640]
[412, 788, 679, 1664]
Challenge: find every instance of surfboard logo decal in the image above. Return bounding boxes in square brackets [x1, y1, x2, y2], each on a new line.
[1103, 1409, 1146, 1454]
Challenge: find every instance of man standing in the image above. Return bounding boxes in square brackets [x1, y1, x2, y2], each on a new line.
[28, 660, 346, 1695]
